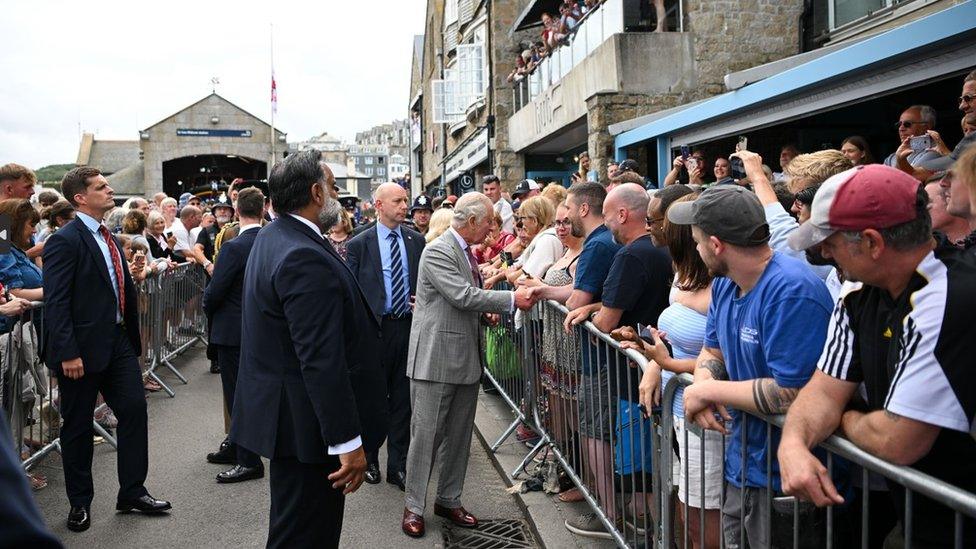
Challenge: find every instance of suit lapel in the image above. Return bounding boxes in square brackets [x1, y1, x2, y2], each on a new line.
[75, 221, 114, 289]
[366, 229, 385, 303]
[442, 230, 475, 286]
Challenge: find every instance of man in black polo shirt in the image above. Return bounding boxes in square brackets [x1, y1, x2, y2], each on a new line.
[563, 183, 672, 539]
[778, 164, 976, 548]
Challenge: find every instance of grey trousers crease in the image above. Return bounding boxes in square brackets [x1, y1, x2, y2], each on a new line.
[404, 379, 479, 515]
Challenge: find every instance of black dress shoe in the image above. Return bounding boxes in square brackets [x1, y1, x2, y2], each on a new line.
[210, 361, 220, 374]
[216, 464, 265, 484]
[386, 470, 406, 491]
[206, 439, 234, 464]
[67, 506, 90, 532]
[116, 494, 172, 514]
[364, 462, 381, 484]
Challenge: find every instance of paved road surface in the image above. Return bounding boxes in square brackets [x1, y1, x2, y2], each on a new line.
[30, 347, 527, 548]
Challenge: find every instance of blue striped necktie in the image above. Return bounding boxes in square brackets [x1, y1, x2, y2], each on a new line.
[388, 232, 409, 316]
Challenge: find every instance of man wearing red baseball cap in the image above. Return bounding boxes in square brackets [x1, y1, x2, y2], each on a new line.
[780, 164, 976, 548]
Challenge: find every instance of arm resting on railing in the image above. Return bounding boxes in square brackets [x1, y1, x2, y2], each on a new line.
[839, 408, 941, 466]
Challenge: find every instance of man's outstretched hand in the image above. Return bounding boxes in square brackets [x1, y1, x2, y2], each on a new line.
[514, 287, 535, 310]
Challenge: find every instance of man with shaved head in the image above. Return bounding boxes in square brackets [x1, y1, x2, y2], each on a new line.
[561, 183, 673, 538]
[346, 182, 426, 489]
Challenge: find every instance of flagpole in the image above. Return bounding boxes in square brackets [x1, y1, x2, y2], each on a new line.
[270, 23, 276, 171]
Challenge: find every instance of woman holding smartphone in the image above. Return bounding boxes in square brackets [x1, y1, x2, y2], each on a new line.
[618, 193, 722, 549]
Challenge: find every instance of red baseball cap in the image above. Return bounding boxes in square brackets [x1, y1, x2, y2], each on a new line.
[788, 164, 921, 250]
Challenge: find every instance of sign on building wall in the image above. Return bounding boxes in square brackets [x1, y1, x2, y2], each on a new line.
[176, 129, 253, 138]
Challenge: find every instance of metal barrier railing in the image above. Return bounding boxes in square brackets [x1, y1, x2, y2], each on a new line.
[1, 262, 207, 472]
[484, 298, 976, 548]
[481, 282, 531, 453]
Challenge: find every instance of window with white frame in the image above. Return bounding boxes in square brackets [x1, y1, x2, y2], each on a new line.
[457, 43, 486, 109]
[365, 166, 374, 176]
[365, 156, 373, 165]
[431, 68, 465, 124]
[827, 0, 909, 30]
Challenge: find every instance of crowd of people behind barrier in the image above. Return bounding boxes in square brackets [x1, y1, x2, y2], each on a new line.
[468, 70, 976, 548]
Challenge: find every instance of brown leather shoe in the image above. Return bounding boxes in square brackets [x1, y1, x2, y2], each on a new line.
[402, 508, 425, 538]
[434, 503, 478, 528]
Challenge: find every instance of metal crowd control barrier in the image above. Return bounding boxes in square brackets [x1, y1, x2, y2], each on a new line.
[2, 262, 207, 472]
[0, 303, 118, 475]
[481, 282, 530, 452]
[142, 262, 209, 397]
[482, 298, 976, 549]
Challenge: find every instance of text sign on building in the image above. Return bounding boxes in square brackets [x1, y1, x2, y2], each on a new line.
[444, 128, 489, 183]
[176, 129, 253, 138]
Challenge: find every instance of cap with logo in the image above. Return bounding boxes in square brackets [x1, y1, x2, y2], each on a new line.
[410, 194, 433, 213]
[788, 164, 920, 251]
[512, 179, 541, 198]
[667, 185, 770, 246]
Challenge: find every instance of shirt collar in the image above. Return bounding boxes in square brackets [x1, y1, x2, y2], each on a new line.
[448, 227, 469, 252]
[376, 222, 402, 241]
[287, 213, 324, 238]
[239, 223, 261, 234]
[75, 211, 103, 234]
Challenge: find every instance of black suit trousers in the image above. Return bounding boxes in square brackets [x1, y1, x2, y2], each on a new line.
[57, 326, 148, 507]
[267, 456, 344, 549]
[216, 344, 261, 468]
[366, 317, 411, 476]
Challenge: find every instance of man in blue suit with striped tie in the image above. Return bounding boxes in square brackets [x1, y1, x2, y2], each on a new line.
[346, 182, 424, 490]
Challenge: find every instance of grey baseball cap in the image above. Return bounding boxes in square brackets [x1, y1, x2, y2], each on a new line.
[667, 185, 770, 246]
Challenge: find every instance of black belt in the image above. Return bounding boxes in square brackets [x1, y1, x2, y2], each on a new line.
[382, 312, 412, 321]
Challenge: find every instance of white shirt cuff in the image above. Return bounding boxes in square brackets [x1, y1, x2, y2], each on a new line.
[510, 292, 516, 313]
[328, 436, 362, 455]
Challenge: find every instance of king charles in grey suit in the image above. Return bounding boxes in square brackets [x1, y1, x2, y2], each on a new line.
[401, 192, 532, 538]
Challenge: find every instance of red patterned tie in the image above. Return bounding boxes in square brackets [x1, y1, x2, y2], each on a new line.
[98, 225, 126, 318]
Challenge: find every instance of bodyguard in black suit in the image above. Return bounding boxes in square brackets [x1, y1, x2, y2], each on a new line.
[346, 182, 424, 490]
[43, 167, 170, 533]
[202, 187, 266, 483]
[231, 150, 386, 548]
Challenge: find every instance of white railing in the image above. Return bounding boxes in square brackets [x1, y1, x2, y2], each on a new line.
[518, 0, 625, 109]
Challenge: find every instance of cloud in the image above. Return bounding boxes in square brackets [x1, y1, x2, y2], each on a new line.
[0, 0, 425, 169]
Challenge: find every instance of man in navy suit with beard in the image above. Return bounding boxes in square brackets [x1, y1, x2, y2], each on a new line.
[230, 150, 386, 548]
[346, 182, 424, 490]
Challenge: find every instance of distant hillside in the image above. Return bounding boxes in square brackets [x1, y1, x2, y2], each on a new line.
[34, 163, 75, 183]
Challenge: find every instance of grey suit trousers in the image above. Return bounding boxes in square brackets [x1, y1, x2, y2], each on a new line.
[404, 379, 479, 514]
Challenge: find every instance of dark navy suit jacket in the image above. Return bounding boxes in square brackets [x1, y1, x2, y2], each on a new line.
[202, 226, 258, 347]
[0, 409, 62, 548]
[42, 218, 141, 374]
[230, 215, 386, 463]
[345, 223, 424, 319]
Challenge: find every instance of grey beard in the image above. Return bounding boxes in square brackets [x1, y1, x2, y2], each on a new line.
[318, 197, 342, 230]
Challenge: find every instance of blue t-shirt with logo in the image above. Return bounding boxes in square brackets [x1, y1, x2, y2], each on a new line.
[703, 252, 832, 490]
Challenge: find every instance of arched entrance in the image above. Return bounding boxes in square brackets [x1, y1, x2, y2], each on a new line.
[162, 154, 266, 198]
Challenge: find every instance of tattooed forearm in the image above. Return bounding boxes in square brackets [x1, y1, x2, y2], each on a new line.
[697, 358, 729, 381]
[752, 378, 799, 415]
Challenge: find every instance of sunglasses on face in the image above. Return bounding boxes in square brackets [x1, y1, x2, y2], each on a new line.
[645, 216, 664, 227]
[895, 120, 921, 129]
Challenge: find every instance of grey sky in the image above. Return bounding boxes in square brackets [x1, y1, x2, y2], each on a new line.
[0, 0, 425, 169]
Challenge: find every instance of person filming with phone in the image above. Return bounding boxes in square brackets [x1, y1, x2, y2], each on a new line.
[886, 105, 943, 174]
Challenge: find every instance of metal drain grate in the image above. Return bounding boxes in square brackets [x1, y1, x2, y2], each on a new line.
[442, 519, 538, 549]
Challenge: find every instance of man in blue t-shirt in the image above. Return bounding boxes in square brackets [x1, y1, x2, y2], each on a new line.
[667, 185, 833, 548]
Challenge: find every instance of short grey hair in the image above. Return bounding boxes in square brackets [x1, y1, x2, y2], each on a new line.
[451, 192, 492, 228]
[910, 104, 937, 126]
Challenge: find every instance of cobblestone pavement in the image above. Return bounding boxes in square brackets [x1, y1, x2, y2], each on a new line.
[29, 347, 528, 548]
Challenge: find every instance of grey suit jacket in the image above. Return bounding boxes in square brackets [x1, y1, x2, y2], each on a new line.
[407, 230, 513, 385]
